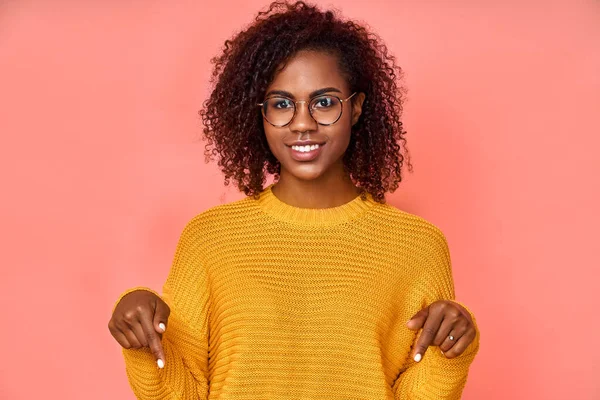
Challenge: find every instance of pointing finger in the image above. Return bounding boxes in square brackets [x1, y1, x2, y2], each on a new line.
[411, 307, 443, 362]
[139, 311, 166, 369]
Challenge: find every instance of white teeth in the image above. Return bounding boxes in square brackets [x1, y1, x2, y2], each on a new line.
[291, 144, 320, 152]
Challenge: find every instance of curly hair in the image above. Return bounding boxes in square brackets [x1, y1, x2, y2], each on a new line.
[199, 0, 412, 203]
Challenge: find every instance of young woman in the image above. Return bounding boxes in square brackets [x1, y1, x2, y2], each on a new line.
[108, 1, 480, 399]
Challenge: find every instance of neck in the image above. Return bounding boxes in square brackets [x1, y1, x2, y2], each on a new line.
[272, 166, 360, 209]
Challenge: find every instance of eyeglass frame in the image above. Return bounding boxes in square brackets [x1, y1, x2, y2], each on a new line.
[257, 92, 357, 127]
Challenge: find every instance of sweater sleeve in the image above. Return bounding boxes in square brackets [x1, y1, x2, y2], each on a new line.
[392, 227, 480, 400]
[112, 219, 210, 400]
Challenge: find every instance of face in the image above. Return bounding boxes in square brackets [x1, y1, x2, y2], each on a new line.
[261, 50, 365, 183]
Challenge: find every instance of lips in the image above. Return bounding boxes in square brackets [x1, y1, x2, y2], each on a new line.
[286, 140, 326, 147]
[287, 143, 324, 162]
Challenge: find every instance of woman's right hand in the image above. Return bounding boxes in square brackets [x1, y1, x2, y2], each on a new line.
[108, 290, 171, 368]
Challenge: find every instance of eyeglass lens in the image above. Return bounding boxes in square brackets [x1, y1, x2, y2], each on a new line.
[262, 95, 342, 126]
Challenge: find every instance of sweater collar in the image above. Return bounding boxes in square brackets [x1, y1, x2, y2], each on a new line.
[256, 184, 377, 226]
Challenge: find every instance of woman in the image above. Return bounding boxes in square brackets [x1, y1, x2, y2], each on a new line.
[108, 1, 480, 398]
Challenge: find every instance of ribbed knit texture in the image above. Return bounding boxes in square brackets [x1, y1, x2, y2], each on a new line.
[114, 183, 480, 399]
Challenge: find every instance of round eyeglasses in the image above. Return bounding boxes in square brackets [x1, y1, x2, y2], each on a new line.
[257, 92, 357, 127]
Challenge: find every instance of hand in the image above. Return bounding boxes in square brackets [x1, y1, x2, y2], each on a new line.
[108, 290, 171, 369]
[406, 300, 476, 362]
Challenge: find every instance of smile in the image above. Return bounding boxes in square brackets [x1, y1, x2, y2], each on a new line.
[287, 143, 324, 161]
[291, 144, 320, 152]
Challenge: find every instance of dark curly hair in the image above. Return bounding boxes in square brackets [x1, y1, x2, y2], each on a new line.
[199, 0, 412, 203]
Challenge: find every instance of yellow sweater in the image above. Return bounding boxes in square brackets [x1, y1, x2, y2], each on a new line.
[113, 184, 480, 399]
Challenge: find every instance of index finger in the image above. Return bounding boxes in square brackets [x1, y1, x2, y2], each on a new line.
[412, 310, 444, 362]
[139, 310, 166, 368]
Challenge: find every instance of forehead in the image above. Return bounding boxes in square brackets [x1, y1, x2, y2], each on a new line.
[267, 50, 348, 95]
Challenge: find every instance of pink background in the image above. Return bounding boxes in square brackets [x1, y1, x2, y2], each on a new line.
[1, 1, 598, 399]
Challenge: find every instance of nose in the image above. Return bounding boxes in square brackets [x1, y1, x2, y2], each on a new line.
[288, 101, 318, 132]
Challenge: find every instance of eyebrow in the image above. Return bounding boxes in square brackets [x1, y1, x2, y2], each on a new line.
[264, 87, 342, 99]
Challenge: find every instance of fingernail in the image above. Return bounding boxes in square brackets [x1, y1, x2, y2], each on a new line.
[159, 323, 166, 332]
[414, 353, 422, 362]
[157, 359, 164, 369]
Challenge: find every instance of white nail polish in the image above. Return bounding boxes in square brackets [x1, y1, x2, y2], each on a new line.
[157, 359, 164, 369]
[414, 353, 422, 362]
[159, 323, 166, 332]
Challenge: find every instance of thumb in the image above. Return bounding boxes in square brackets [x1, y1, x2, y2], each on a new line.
[406, 307, 429, 330]
[153, 299, 170, 335]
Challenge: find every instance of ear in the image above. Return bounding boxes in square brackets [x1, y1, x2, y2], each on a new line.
[351, 92, 366, 126]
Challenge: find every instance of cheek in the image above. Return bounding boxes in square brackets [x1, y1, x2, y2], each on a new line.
[263, 128, 284, 156]
[327, 124, 353, 153]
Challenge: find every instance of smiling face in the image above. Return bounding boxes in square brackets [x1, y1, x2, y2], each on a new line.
[262, 50, 365, 183]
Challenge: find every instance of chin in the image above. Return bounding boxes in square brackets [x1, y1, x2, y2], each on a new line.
[282, 163, 327, 181]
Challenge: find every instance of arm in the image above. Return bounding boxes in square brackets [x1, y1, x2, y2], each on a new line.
[393, 228, 480, 399]
[113, 219, 210, 400]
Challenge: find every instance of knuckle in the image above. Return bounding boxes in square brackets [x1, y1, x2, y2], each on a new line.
[449, 308, 461, 318]
[122, 311, 138, 324]
[135, 304, 149, 314]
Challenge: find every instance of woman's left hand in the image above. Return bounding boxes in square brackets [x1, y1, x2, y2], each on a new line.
[406, 300, 477, 362]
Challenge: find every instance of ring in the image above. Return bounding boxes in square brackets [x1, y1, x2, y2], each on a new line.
[448, 335, 455, 341]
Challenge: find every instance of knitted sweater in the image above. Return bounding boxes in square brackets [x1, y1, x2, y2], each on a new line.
[113, 184, 480, 399]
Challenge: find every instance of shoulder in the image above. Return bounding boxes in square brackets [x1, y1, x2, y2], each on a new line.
[372, 202, 448, 244]
[369, 202, 451, 263]
[375, 205, 454, 289]
[179, 196, 260, 234]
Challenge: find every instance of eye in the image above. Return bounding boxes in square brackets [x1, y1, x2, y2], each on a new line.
[312, 96, 337, 109]
[272, 98, 293, 109]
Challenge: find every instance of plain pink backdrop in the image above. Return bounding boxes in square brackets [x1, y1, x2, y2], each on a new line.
[1, 1, 598, 399]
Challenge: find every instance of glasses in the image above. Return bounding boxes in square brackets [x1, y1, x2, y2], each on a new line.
[257, 92, 357, 127]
